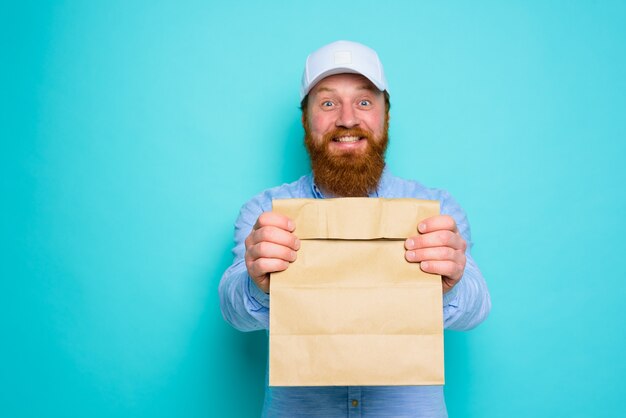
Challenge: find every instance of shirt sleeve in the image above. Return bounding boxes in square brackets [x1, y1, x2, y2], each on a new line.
[219, 196, 271, 331]
[220, 183, 491, 332]
[439, 191, 492, 330]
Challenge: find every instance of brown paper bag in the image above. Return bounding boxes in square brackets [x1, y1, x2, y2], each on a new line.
[269, 198, 443, 387]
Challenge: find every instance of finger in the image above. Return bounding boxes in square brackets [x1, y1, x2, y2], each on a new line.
[247, 258, 290, 281]
[254, 212, 295, 232]
[405, 246, 459, 263]
[442, 276, 459, 294]
[419, 260, 464, 282]
[251, 274, 270, 294]
[418, 215, 457, 234]
[247, 241, 298, 262]
[406, 230, 466, 251]
[249, 225, 301, 250]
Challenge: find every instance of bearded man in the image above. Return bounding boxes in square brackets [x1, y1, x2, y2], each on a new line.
[219, 40, 491, 418]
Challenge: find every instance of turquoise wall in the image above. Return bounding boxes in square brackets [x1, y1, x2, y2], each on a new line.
[3, 1, 625, 417]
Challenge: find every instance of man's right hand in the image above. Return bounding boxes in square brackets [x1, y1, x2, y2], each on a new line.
[244, 212, 300, 294]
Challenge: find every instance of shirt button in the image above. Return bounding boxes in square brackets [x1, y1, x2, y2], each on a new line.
[352, 399, 359, 407]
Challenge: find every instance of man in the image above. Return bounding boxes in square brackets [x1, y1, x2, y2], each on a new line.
[219, 40, 491, 418]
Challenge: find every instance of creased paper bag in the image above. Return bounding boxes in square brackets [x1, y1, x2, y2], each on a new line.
[269, 198, 443, 387]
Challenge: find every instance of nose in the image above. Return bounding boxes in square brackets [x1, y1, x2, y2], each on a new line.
[336, 105, 360, 128]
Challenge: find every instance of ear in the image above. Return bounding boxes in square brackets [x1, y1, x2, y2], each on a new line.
[301, 110, 310, 130]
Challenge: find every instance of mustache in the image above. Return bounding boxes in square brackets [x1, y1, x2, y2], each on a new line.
[322, 127, 374, 143]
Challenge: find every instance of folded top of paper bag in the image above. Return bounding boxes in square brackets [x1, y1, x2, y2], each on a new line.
[274, 198, 439, 240]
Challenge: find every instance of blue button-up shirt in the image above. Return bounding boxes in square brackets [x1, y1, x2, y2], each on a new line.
[219, 169, 491, 417]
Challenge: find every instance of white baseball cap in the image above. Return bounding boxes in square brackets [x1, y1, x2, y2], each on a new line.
[300, 40, 388, 100]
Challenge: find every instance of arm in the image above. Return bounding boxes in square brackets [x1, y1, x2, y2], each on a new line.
[440, 192, 491, 330]
[219, 199, 270, 331]
[219, 199, 299, 332]
[405, 191, 491, 331]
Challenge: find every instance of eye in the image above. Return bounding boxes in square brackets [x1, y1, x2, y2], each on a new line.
[321, 101, 334, 107]
[359, 99, 371, 106]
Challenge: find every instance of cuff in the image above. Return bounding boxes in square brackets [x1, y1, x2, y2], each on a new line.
[247, 276, 270, 308]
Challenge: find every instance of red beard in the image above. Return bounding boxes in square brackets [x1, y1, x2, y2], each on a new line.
[304, 118, 389, 197]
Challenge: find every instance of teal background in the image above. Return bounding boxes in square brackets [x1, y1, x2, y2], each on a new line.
[3, 1, 625, 417]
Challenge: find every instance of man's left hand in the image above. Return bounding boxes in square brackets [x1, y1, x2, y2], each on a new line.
[404, 215, 467, 293]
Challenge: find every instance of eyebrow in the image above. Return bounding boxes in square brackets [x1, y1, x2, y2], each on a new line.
[315, 84, 378, 94]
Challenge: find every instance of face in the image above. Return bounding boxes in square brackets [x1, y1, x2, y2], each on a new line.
[303, 73, 389, 197]
[305, 73, 387, 154]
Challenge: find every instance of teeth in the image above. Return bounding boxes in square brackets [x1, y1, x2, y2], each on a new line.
[335, 136, 360, 143]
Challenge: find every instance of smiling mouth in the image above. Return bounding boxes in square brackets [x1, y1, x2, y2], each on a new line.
[332, 135, 363, 143]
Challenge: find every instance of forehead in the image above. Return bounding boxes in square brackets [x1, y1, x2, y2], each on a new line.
[309, 73, 380, 97]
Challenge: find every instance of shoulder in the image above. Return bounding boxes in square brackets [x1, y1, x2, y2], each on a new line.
[239, 174, 313, 217]
[382, 172, 456, 203]
[382, 171, 468, 223]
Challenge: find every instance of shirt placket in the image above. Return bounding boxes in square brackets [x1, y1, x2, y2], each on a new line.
[348, 386, 362, 417]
